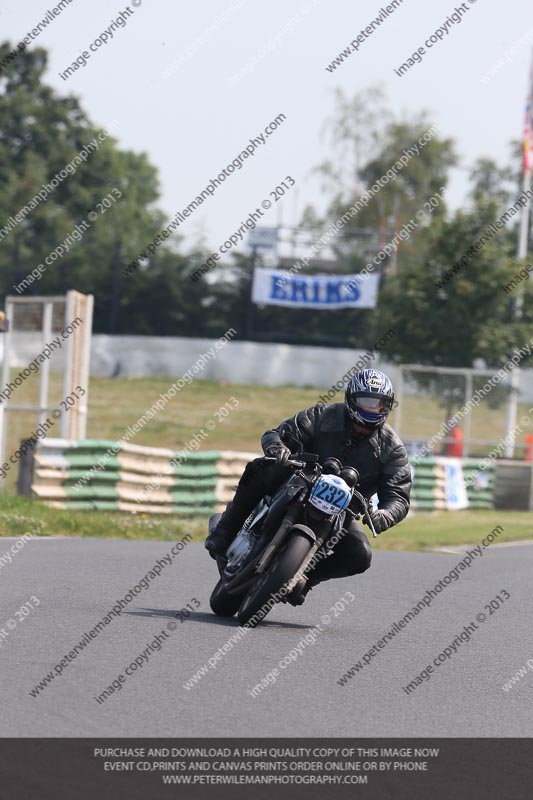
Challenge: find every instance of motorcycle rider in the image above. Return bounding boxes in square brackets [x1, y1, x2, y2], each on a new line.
[205, 369, 411, 601]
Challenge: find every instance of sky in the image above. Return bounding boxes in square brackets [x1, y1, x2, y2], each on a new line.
[3, 0, 533, 256]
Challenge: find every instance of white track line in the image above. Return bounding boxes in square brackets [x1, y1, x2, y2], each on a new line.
[0, 536, 67, 541]
[434, 539, 533, 554]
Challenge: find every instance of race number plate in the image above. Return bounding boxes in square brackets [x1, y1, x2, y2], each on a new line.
[309, 475, 352, 516]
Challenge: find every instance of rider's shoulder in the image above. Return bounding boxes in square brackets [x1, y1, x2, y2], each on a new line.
[311, 401, 344, 424]
[377, 422, 408, 456]
[303, 400, 341, 414]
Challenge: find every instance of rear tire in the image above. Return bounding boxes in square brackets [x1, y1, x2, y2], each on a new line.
[209, 578, 243, 617]
[237, 532, 312, 627]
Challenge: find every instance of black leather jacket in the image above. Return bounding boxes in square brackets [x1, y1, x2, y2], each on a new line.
[261, 402, 411, 530]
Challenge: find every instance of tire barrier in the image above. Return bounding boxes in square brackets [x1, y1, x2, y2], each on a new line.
[411, 458, 494, 510]
[25, 440, 495, 514]
[27, 439, 257, 515]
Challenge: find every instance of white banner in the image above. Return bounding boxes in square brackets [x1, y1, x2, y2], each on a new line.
[436, 457, 469, 510]
[251, 268, 379, 309]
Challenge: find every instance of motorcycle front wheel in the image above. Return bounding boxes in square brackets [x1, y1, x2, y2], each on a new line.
[237, 532, 312, 628]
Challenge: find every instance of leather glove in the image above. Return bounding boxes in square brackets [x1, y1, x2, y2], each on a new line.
[367, 509, 393, 535]
[265, 444, 291, 465]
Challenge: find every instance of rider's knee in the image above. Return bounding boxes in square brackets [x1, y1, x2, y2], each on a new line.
[346, 538, 372, 575]
[239, 458, 265, 486]
[356, 544, 372, 573]
[241, 458, 290, 493]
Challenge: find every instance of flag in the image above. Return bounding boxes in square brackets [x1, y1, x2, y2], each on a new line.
[523, 53, 533, 173]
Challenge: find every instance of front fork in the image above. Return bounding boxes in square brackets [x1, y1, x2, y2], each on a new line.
[284, 516, 339, 593]
[287, 504, 376, 593]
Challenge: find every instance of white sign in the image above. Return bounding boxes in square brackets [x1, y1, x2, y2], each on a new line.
[251, 268, 379, 309]
[248, 227, 278, 251]
[436, 457, 469, 510]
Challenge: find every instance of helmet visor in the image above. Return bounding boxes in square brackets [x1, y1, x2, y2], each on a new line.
[355, 396, 388, 413]
[357, 397, 388, 414]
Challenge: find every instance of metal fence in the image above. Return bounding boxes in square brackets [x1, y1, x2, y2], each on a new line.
[392, 364, 533, 459]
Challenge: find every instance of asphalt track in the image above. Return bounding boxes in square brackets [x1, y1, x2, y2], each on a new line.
[1, 537, 532, 737]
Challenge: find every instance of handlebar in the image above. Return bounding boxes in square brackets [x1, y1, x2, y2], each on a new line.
[264, 456, 306, 469]
[264, 453, 378, 537]
[350, 488, 378, 539]
[263, 452, 319, 469]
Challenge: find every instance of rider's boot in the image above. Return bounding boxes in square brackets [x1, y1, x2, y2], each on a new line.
[283, 573, 320, 606]
[204, 499, 253, 560]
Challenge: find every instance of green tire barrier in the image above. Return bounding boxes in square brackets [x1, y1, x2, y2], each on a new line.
[411, 458, 495, 511]
[28, 440, 495, 514]
[29, 439, 257, 515]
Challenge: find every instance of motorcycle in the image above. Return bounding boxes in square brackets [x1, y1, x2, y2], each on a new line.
[208, 452, 377, 627]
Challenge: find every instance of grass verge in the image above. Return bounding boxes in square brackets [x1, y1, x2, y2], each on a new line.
[0, 494, 531, 551]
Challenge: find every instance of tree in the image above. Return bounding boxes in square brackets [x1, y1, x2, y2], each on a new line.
[376, 198, 533, 369]
[0, 42, 173, 333]
[303, 87, 457, 274]
[469, 157, 514, 207]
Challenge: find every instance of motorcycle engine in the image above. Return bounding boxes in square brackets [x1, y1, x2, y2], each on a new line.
[225, 530, 255, 571]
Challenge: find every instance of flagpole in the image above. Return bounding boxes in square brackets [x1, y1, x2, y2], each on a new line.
[504, 51, 533, 457]
[504, 169, 531, 457]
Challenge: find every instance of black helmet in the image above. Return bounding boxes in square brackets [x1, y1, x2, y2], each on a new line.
[345, 368, 394, 430]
